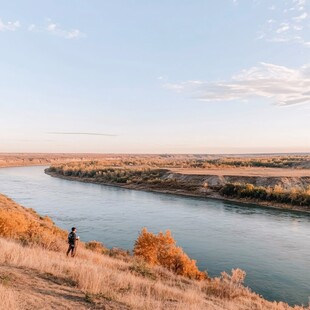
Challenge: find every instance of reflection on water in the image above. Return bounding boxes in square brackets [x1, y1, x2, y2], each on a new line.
[0, 166, 309, 306]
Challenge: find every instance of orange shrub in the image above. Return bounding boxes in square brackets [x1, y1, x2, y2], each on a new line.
[0, 195, 66, 251]
[134, 228, 207, 280]
[0, 209, 28, 238]
[85, 240, 107, 254]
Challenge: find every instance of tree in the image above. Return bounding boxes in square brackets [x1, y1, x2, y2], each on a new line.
[134, 228, 207, 280]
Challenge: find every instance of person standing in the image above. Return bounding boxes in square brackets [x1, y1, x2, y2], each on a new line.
[66, 227, 79, 257]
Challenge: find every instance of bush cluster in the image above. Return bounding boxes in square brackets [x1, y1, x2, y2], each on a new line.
[220, 183, 310, 206]
[48, 165, 168, 184]
[0, 196, 66, 250]
[134, 228, 207, 280]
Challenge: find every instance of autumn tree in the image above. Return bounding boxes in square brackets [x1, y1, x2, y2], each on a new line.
[134, 228, 207, 280]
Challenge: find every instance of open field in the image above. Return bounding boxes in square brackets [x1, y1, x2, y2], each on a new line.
[170, 167, 310, 177]
[0, 194, 309, 310]
[1, 153, 310, 169]
[0, 153, 116, 168]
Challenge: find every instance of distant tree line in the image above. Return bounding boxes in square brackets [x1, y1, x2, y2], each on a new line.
[220, 183, 310, 207]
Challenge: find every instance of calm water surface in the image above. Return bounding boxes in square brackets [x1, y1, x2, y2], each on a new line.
[0, 166, 309, 305]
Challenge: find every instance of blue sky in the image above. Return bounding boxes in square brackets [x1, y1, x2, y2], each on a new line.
[1, 0, 309, 153]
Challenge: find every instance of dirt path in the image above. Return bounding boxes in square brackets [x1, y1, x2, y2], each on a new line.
[170, 167, 310, 177]
[0, 265, 129, 310]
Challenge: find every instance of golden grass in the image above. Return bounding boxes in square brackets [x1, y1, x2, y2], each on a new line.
[0, 195, 66, 250]
[0, 238, 308, 310]
[47, 153, 310, 175]
[0, 238, 206, 309]
[0, 193, 309, 309]
[0, 283, 19, 310]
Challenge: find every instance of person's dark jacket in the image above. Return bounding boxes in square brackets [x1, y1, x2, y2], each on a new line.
[68, 232, 77, 246]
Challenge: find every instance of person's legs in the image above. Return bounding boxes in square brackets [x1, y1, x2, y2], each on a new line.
[67, 245, 74, 256]
[71, 245, 76, 257]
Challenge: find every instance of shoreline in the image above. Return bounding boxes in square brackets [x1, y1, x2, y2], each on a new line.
[1, 193, 308, 309]
[44, 169, 310, 214]
[0, 163, 49, 169]
[1, 164, 309, 214]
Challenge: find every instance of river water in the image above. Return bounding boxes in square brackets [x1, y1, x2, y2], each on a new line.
[0, 166, 309, 306]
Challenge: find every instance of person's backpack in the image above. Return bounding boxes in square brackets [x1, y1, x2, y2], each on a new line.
[68, 232, 75, 244]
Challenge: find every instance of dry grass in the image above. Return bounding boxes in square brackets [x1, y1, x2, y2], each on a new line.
[46, 153, 310, 175]
[0, 195, 66, 250]
[171, 167, 310, 177]
[0, 238, 207, 309]
[0, 283, 19, 310]
[0, 238, 308, 310]
[0, 193, 309, 309]
[3, 152, 308, 171]
[0, 153, 117, 168]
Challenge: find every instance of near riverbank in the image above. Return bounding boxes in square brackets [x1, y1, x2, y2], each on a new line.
[0, 193, 309, 310]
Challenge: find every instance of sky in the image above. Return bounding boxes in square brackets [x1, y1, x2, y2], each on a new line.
[0, 0, 310, 154]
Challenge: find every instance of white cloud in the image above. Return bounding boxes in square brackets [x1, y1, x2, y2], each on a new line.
[47, 23, 57, 31]
[46, 22, 84, 39]
[28, 24, 36, 31]
[165, 63, 310, 106]
[259, 0, 310, 47]
[276, 23, 290, 33]
[66, 29, 82, 39]
[293, 12, 308, 20]
[26, 21, 84, 39]
[0, 18, 84, 40]
[0, 19, 20, 32]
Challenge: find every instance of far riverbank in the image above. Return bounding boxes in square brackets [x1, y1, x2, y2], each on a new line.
[45, 168, 310, 214]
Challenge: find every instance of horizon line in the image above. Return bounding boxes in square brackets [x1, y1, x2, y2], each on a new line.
[47, 132, 118, 137]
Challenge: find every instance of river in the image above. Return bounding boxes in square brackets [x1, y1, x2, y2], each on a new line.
[0, 166, 309, 306]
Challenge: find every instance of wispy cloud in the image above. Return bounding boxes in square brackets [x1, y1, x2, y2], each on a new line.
[0, 17, 84, 39]
[28, 24, 36, 31]
[258, 0, 310, 47]
[48, 132, 117, 136]
[46, 22, 84, 39]
[165, 63, 310, 106]
[0, 19, 20, 32]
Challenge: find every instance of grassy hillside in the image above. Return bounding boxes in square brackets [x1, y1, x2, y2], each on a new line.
[0, 194, 308, 309]
[0, 194, 66, 250]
